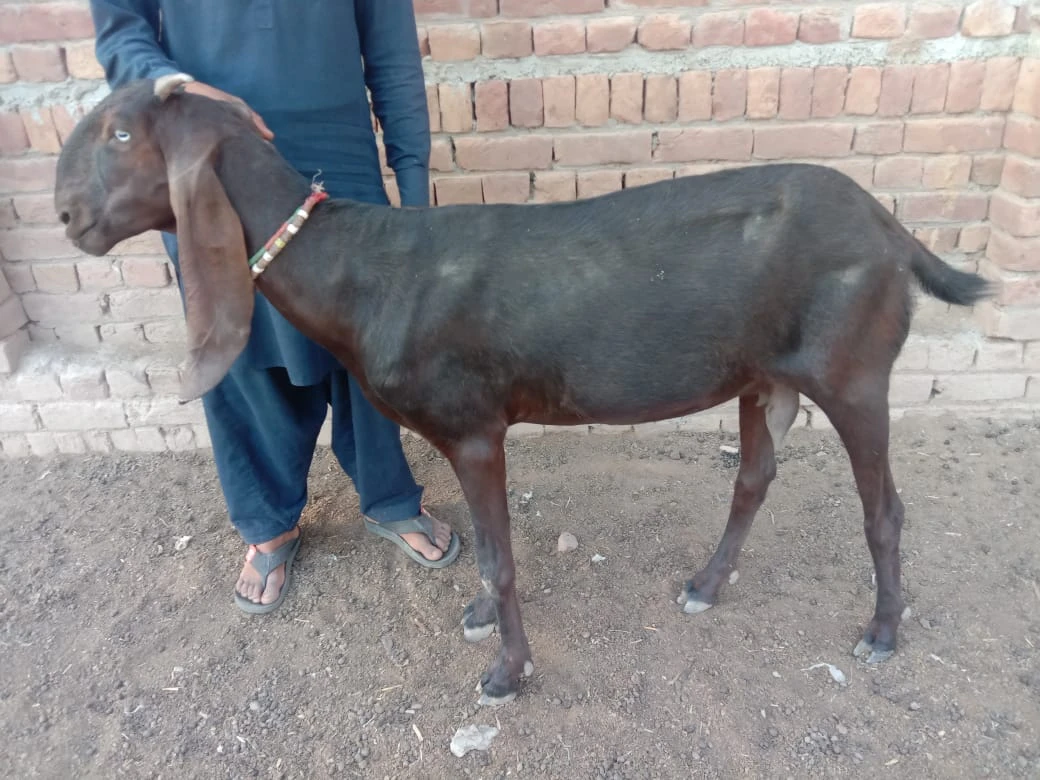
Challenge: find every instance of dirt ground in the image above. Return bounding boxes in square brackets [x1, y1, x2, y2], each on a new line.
[1, 414, 1038, 779]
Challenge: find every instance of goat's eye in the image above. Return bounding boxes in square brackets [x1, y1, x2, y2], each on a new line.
[114, 129, 131, 143]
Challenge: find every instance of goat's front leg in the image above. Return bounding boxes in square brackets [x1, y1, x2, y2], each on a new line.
[446, 432, 533, 706]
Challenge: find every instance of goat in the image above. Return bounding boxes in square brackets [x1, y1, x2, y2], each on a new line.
[55, 74, 992, 706]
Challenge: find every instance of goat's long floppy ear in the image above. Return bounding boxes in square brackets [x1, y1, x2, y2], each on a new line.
[156, 77, 254, 402]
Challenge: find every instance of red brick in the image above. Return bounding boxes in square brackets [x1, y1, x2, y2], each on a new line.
[981, 57, 1020, 111]
[586, 16, 636, 52]
[946, 60, 985, 113]
[0, 226, 80, 261]
[712, 69, 747, 121]
[908, 3, 961, 38]
[878, 65, 914, 116]
[852, 4, 906, 38]
[1012, 58, 1039, 117]
[904, 117, 1005, 152]
[64, 40, 104, 80]
[1004, 116, 1040, 157]
[577, 170, 622, 199]
[754, 124, 854, 159]
[654, 127, 753, 163]
[533, 19, 585, 55]
[21, 292, 103, 325]
[644, 75, 677, 122]
[812, 67, 847, 118]
[0, 51, 14, 84]
[475, 81, 508, 132]
[745, 8, 798, 46]
[972, 154, 1006, 185]
[961, 0, 1016, 37]
[554, 131, 652, 166]
[0, 157, 57, 194]
[429, 138, 454, 172]
[637, 14, 691, 51]
[428, 24, 480, 61]
[49, 105, 79, 145]
[1001, 155, 1040, 198]
[986, 230, 1040, 271]
[543, 76, 575, 127]
[19, 107, 61, 154]
[438, 83, 473, 133]
[678, 71, 711, 121]
[610, 72, 643, 124]
[798, 8, 844, 43]
[120, 256, 170, 287]
[693, 12, 743, 46]
[455, 136, 554, 171]
[510, 79, 544, 127]
[896, 192, 990, 221]
[624, 168, 674, 189]
[910, 63, 949, 113]
[831, 159, 876, 190]
[75, 260, 122, 291]
[747, 68, 780, 119]
[874, 156, 923, 188]
[845, 66, 882, 114]
[985, 265, 1040, 307]
[414, 0, 498, 17]
[990, 191, 1040, 237]
[417, 26, 430, 57]
[779, 67, 812, 120]
[4, 265, 35, 294]
[922, 155, 972, 189]
[0, 112, 29, 155]
[11, 45, 66, 82]
[1015, 4, 1033, 33]
[959, 224, 990, 252]
[31, 262, 78, 293]
[499, 0, 604, 16]
[532, 171, 576, 202]
[913, 226, 959, 253]
[576, 74, 609, 126]
[426, 85, 441, 133]
[482, 172, 530, 204]
[481, 21, 532, 58]
[107, 287, 182, 320]
[0, 3, 95, 45]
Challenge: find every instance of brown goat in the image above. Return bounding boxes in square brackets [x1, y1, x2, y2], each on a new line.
[55, 74, 992, 706]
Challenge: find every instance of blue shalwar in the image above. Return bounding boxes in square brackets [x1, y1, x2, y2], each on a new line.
[89, 0, 432, 544]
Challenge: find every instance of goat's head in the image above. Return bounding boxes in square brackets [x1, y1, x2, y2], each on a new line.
[55, 73, 260, 401]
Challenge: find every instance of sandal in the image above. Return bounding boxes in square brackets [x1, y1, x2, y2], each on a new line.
[363, 507, 461, 569]
[233, 532, 302, 614]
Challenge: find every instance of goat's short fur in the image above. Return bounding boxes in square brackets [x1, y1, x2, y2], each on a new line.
[55, 75, 993, 705]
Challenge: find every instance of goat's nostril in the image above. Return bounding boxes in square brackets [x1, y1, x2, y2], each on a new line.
[59, 211, 71, 225]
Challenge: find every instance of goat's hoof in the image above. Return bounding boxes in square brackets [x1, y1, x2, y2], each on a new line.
[478, 689, 517, 707]
[853, 637, 895, 665]
[678, 581, 714, 615]
[461, 597, 498, 643]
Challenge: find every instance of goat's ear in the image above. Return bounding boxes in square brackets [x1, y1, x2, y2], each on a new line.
[167, 153, 254, 402]
[154, 72, 194, 101]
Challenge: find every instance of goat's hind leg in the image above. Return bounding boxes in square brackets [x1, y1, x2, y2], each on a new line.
[680, 386, 799, 613]
[823, 394, 906, 664]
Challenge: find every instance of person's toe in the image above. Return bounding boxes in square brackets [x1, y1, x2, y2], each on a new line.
[401, 531, 444, 561]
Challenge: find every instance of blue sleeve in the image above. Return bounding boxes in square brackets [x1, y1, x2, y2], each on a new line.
[89, 0, 181, 88]
[355, 0, 431, 208]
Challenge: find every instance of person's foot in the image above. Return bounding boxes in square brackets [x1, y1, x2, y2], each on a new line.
[394, 507, 453, 561]
[235, 526, 301, 607]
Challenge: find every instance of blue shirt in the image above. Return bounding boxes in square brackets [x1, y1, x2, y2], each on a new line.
[89, 0, 432, 384]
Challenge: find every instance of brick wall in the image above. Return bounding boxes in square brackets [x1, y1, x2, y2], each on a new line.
[0, 0, 1038, 457]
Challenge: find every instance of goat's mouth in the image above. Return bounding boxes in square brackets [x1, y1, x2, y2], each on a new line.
[67, 220, 97, 243]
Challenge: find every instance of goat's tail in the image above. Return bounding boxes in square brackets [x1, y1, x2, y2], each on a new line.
[909, 241, 993, 307]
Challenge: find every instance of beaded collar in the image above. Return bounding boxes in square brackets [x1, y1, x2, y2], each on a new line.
[247, 183, 329, 279]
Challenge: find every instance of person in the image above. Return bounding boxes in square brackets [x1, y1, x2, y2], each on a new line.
[89, 0, 461, 614]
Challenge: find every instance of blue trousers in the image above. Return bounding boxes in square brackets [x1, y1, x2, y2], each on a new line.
[202, 362, 424, 545]
[161, 237, 424, 546]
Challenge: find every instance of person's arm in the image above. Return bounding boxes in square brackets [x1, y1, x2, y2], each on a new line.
[89, 0, 180, 87]
[355, 0, 432, 208]
[88, 0, 274, 139]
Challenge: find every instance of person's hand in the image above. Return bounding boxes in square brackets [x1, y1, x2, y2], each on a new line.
[183, 80, 275, 141]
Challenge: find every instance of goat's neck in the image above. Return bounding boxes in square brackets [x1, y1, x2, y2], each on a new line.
[212, 136, 387, 375]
